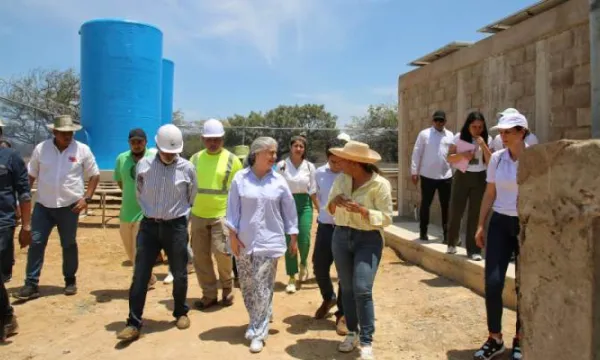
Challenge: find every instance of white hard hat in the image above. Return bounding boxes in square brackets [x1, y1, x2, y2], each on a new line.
[337, 132, 351, 142]
[202, 118, 225, 138]
[155, 124, 184, 154]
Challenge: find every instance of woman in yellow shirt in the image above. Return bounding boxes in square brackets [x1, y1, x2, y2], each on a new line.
[326, 141, 393, 360]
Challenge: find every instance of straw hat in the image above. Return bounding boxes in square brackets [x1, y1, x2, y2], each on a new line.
[329, 140, 381, 164]
[47, 115, 82, 132]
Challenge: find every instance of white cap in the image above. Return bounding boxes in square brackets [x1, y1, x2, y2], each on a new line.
[337, 132, 351, 142]
[155, 124, 184, 154]
[490, 113, 529, 131]
[496, 107, 520, 120]
[202, 118, 225, 138]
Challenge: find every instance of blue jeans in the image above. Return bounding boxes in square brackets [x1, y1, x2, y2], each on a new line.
[313, 223, 343, 317]
[332, 226, 383, 345]
[485, 212, 521, 334]
[0, 227, 15, 282]
[25, 203, 79, 286]
[127, 216, 189, 329]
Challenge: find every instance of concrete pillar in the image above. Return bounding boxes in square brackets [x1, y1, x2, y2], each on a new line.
[535, 39, 550, 142]
[397, 81, 408, 217]
[517, 139, 600, 359]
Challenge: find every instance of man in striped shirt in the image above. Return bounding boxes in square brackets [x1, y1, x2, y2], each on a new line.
[117, 124, 197, 342]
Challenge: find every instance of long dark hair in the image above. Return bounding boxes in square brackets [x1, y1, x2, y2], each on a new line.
[359, 162, 381, 174]
[290, 136, 307, 159]
[459, 111, 488, 143]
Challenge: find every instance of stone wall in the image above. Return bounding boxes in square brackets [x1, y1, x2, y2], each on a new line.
[397, 0, 591, 222]
[517, 140, 600, 359]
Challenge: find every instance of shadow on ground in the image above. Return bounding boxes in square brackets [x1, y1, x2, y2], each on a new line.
[90, 289, 129, 303]
[285, 338, 359, 360]
[198, 325, 279, 346]
[283, 314, 337, 335]
[8, 285, 65, 304]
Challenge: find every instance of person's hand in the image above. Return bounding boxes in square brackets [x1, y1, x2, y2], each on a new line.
[288, 237, 298, 256]
[344, 201, 369, 218]
[331, 194, 351, 208]
[475, 226, 485, 249]
[411, 175, 419, 185]
[474, 136, 486, 147]
[230, 232, 244, 257]
[72, 198, 88, 214]
[18, 226, 32, 249]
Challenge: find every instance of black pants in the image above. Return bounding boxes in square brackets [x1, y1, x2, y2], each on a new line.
[447, 171, 486, 255]
[312, 223, 343, 317]
[419, 176, 452, 238]
[0, 227, 15, 283]
[0, 229, 14, 338]
[127, 216, 189, 329]
[485, 212, 521, 334]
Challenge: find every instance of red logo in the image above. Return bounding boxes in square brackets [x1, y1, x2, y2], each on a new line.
[68, 156, 77, 163]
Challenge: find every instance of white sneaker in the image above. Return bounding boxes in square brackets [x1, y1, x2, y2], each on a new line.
[446, 246, 457, 254]
[286, 278, 296, 294]
[338, 332, 359, 353]
[249, 339, 264, 353]
[360, 345, 375, 360]
[470, 254, 483, 261]
[299, 265, 309, 282]
[164, 272, 174, 284]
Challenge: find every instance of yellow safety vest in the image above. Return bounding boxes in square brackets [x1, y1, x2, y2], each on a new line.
[190, 149, 236, 218]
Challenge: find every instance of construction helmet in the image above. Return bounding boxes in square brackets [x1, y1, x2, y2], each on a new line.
[202, 118, 225, 138]
[155, 124, 183, 154]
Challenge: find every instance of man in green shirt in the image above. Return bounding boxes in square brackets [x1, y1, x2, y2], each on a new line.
[114, 129, 157, 288]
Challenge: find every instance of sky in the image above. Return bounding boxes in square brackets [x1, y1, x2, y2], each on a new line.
[0, 0, 534, 126]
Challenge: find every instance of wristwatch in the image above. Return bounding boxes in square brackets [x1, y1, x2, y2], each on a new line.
[84, 196, 92, 204]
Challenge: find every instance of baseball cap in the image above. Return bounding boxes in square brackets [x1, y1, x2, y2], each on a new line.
[128, 128, 147, 140]
[496, 108, 520, 119]
[432, 110, 446, 121]
[490, 113, 528, 131]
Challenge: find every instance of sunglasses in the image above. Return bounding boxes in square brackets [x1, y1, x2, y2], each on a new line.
[433, 118, 446, 123]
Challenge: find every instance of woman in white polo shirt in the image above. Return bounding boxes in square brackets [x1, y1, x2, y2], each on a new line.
[277, 135, 319, 294]
[445, 111, 492, 260]
[472, 113, 528, 360]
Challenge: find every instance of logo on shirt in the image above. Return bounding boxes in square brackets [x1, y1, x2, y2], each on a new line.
[68, 156, 77, 163]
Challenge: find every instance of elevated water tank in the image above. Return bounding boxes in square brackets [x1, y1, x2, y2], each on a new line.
[161, 58, 174, 124]
[80, 19, 163, 169]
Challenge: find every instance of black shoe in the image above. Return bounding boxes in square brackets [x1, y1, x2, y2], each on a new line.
[64, 284, 77, 296]
[13, 284, 40, 301]
[419, 234, 429, 241]
[511, 338, 522, 360]
[473, 337, 505, 360]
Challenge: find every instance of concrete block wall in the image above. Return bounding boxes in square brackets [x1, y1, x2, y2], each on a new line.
[397, 0, 590, 222]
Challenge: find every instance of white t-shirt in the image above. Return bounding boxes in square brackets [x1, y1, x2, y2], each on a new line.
[491, 132, 539, 152]
[486, 149, 519, 217]
[276, 158, 317, 195]
[450, 133, 492, 173]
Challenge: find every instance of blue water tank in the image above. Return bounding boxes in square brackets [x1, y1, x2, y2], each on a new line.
[161, 58, 174, 124]
[80, 19, 163, 169]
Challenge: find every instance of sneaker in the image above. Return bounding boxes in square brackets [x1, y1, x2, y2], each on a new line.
[250, 338, 264, 353]
[338, 332, 359, 353]
[116, 325, 140, 341]
[419, 233, 429, 241]
[64, 284, 77, 296]
[13, 284, 40, 301]
[1, 315, 18, 341]
[221, 291, 234, 307]
[175, 315, 190, 330]
[360, 344, 375, 360]
[314, 299, 336, 319]
[336, 315, 348, 336]
[470, 254, 483, 262]
[164, 272, 174, 284]
[286, 278, 297, 294]
[511, 338, 522, 360]
[299, 265, 309, 282]
[194, 297, 218, 311]
[473, 337, 505, 360]
[446, 246, 457, 254]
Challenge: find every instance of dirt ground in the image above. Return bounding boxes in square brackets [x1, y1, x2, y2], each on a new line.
[0, 217, 516, 360]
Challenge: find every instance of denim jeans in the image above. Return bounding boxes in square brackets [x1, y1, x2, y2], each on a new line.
[332, 226, 383, 345]
[0, 227, 15, 282]
[127, 216, 189, 329]
[485, 212, 521, 334]
[25, 203, 79, 286]
[312, 222, 343, 317]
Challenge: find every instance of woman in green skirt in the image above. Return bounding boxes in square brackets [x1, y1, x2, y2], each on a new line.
[277, 136, 319, 294]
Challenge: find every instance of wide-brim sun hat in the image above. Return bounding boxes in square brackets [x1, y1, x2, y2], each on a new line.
[329, 140, 381, 164]
[47, 115, 82, 132]
[490, 113, 529, 131]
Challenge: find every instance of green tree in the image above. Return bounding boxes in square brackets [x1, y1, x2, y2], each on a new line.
[350, 103, 398, 163]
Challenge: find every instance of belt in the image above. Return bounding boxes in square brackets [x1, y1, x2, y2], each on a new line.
[144, 216, 186, 223]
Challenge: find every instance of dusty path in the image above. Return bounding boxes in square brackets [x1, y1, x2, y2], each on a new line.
[0, 225, 516, 360]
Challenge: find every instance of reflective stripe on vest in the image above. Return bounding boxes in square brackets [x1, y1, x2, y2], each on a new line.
[193, 151, 235, 195]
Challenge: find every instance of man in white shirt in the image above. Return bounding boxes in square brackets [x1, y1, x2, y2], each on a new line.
[15, 115, 100, 301]
[410, 110, 454, 241]
[490, 108, 539, 151]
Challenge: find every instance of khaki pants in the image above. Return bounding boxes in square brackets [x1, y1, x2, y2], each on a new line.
[190, 215, 233, 299]
[119, 222, 140, 263]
